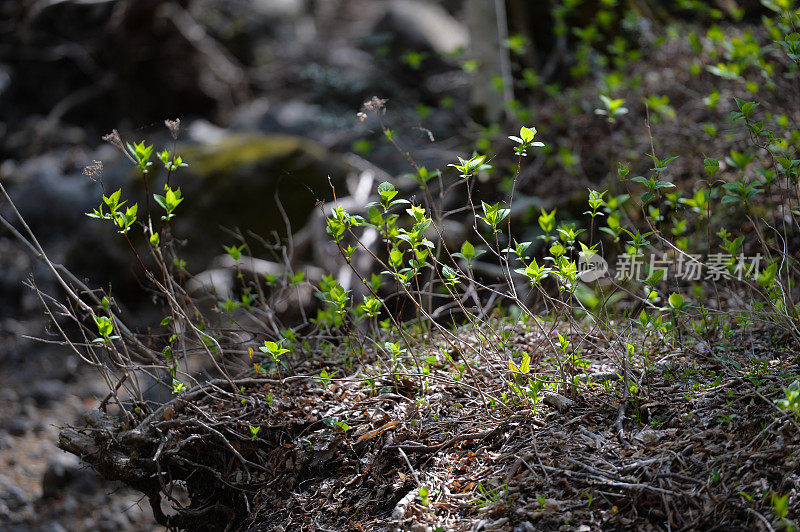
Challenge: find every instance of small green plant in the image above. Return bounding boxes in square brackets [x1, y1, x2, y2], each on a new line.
[448, 154, 490, 180]
[594, 94, 629, 122]
[508, 353, 531, 380]
[223, 244, 246, 261]
[153, 185, 184, 221]
[664, 292, 680, 310]
[452, 241, 485, 269]
[477, 202, 511, 234]
[720, 178, 763, 207]
[536, 494, 547, 510]
[508, 126, 545, 156]
[643, 94, 676, 121]
[473, 482, 509, 508]
[171, 379, 186, 395]
[92, 315, 119, 344]
[417, 486, 430, 507]
[776, 381, 800, 419]
[401, 50, 427, 70]
[258, 340, 291, 376]
[629, 154, 678, 204]
[85, 189, 138, 234]
[771, 492, 793, 531]
[358, 295, 382, 318]
[317, 368, 339, 388]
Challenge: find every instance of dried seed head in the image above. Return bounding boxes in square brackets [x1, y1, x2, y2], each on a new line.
[360, 96, 387, 115]
[101, 129, 124, 152]
[165, 118, 181, 140]
[82, 160, 103, 182]
[103, 129, 137, 164]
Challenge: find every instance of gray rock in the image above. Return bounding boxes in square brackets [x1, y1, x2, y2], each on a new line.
[328, 47, 375, 79]
[186, 119, 227, 145]
[252, 0, 306, 19]
[42, 453, 96, 498]
[229, 98, 356, 147]
[0, 417, 27, 436]
[0, 475, 31, 515]
[0, 241, 30, 319]
[4, 154, 96, 237]
[373, 0, 469, 55]
[228, 100, 324, 136]
[195, 0, 305, 47]
[274, 101, 323, 133]
[39, 523, 68, 532]
[97, 513, 131, 532]
[21, 379, 67, 406]
[44, 356, 79, 383]
[3, 116, 87, 155]
[0, 483, 29, 513]
[229, 98, 274, 132]
[42, 453, 79, 498]
[60, 494, 78, 514]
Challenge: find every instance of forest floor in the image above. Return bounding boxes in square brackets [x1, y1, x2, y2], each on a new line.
[51, 317, 797, 531]
[0, 291, 161, 531]
[3, 302, 798, 531]
[235, 322, 800, 531]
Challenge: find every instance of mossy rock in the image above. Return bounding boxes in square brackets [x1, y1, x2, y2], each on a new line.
[170, 133, 349, 266]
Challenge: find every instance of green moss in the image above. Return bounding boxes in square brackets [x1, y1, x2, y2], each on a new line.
[184, 134, 330, 177]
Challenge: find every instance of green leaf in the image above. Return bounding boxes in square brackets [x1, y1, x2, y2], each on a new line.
[519, 354, 531, 374]
[646, 269, 665, 285]
[703, 156, 720, 177]
[772, 493, 788, 520]
[153, 194, 167, 211]
[460, 241, 475, 260]
[467, 155, 486, 172]
[377, 181, 398, 202]
[668, 292, 684, 310]
[538, 208, 556, 233]
[94, 315, 113, 337]
[223, 244, 245, 261]
[520, 126, 535, 143]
